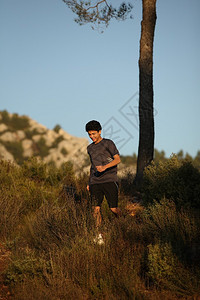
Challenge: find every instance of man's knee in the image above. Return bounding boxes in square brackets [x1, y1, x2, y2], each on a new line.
[93, 206, 101, 215]
[110, 207, 121, 216]
[110, 207, 117, 213]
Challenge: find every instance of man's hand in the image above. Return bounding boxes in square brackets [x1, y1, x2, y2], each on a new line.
[96, 165, 107, 172]
[96, 154, 120, 173]
[87, 185, 90, 191]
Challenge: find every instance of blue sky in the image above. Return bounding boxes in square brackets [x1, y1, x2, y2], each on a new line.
[0, 0, 199, 157]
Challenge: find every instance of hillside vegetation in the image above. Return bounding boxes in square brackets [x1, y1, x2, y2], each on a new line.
[0, 155, 200, 299]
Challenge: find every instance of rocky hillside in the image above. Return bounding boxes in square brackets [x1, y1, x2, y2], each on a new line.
[0, 110, 89, 172]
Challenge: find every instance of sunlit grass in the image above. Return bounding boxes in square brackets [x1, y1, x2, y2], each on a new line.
[0, 158, 200, 299]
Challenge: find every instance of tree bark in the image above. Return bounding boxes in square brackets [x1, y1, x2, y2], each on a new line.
[135, 0, 157, 184]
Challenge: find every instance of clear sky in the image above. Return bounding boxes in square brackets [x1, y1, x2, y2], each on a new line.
[0, 0, 199, 157]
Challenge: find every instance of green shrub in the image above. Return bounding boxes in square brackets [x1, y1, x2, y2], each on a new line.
[154, 149, 167, 164]
[60, 147, 68, 156]
[59, 161, 76, 183]
[121, 153, 137, 165]
[0, 110, 10, 124]
[53, 124, 61, 133]
[5, 254, 49, 284]
[148, 243, 178, 285]
[51, 135, 64, 148]
[10, 113, 29, 130]
[22, 157, 48, 183]
[141, 199, 200, 265]
[0, 110, 30, 131]
[147, 242, 200, 296]
[193, 150, 200, 170]
[52, 161, 76, 189]
[22, 158, 77, 189]
[143, 155, 200, 209]
[24, 128, 40, 139]
[3, 141, 24, 164]
[120, 171, 136, 196]
[33, 137, 49, 158]
[0, 159, 20, 185]
[18, 180, 54, 215]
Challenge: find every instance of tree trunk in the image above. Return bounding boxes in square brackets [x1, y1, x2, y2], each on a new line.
[135, 0, 157, 184]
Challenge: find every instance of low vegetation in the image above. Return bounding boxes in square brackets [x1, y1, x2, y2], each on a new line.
[121, 149, 200, 170]
[0, 155, 200, 299]
[0, 110, 29, 131]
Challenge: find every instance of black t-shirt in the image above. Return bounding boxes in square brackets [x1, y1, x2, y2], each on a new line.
[87, 138, 119, 184]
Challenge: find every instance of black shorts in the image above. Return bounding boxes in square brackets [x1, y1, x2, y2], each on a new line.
[90, 182, 119, 208]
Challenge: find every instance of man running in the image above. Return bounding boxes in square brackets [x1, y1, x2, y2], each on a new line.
[85, 120, 121, 230]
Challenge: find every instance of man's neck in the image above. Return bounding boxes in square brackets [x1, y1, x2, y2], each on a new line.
[95, 137, 103, 144]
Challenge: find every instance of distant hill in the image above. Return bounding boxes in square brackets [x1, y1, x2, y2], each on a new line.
[0, 110, 89, 173]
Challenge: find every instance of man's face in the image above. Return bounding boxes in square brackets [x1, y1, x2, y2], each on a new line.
[88, 130, 102, 144]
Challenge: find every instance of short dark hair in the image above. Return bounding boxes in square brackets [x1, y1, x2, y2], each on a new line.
[85, 120, 102, 132]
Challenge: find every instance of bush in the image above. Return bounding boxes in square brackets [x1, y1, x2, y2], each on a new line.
[193, 150, 200, 170]
[24, 128, 40, 139]
[60, 147, 68, 156]
[53, 124, 61, 133]
[33, 137, 49, 158]
[120, 153, 137, 165]
[5, 254, 49, 284]
[141, 199, 200, 265]
[22, 157, 48, 183]
[51, 136, 64, 148]
[0, 110, 29, 131]
[120, 171, 136, 196]
[22, 158, 77, 188]
[0, 110, 10, 124]
[56, 161, 76, 186]
[10, 113, 29, 130]
[143, 155, 200, 209]
[147, 242, 200, 296]
[2, 141, 24, 164]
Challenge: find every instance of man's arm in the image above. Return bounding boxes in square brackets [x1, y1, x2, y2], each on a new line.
[96, 154, 121, 172]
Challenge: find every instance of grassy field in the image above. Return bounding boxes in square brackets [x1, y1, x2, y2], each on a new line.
[0, 156, 200, 299]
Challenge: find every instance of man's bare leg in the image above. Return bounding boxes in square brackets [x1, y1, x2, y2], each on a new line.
[110, 207, 122, 218]
[93, 206, 104, 244]
[93, 206, 102, 228]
